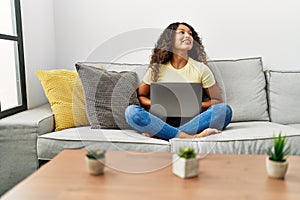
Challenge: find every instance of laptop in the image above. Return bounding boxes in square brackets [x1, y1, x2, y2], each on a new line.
[150, 82, 202, 126]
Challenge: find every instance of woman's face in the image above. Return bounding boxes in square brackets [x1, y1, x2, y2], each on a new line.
[172, 24, 194, 53]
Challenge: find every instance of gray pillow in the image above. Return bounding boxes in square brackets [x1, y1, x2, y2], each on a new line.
[76, 64, 140, 129]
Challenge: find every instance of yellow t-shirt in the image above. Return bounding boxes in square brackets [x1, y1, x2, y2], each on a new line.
[142, 57, 215, 88]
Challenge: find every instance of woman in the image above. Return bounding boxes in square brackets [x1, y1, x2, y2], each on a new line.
[125, 22, 232, 140]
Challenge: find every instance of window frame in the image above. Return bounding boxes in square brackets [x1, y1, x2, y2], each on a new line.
[0, 0, 27, 119]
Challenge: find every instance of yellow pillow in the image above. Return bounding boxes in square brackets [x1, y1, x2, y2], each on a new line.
[36, 69, 89, 131]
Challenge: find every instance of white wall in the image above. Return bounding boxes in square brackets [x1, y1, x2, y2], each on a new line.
[21, 0, 300, 107]
[53, 0, 300, 70]
[21, 0, 56, 108]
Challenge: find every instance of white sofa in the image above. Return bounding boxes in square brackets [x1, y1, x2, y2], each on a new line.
[36, 57, 300, 160]
[1, 57, 300, 195]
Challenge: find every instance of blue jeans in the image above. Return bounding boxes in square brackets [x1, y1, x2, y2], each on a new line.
[125, 103, 232, 140]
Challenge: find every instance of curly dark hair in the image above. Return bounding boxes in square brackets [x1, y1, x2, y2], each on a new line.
[149, 22, 207, 82]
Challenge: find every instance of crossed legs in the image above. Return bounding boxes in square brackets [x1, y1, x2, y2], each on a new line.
[125, 103, 232, 140]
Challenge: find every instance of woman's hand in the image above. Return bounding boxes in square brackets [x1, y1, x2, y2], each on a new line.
[138, 82, 151, 109]
[202, 84, 223, 111]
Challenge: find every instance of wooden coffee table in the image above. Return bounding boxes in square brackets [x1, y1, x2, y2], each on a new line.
[2, 150, 300, 200]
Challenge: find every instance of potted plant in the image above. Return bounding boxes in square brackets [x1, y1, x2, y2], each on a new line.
[266, 132, 290, 179]
[172, 147, 199, 178]
[85, 150, 106, 175]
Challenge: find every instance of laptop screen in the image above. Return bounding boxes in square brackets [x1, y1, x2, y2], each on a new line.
[150, 82, 202, 118]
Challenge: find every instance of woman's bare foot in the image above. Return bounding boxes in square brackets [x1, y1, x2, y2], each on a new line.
[142, 132, 152, 137]
[144, 128, 221, 139]
[177, 128, 221, 139]
[194, 128, 221, 138]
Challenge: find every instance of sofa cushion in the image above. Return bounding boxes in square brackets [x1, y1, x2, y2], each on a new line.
[37, 127, 170, 160]
[76, 64, 140, 129]
[287, 124, 300, 129]
[170, 121, 300, 155]
[266, 70, 300, 124]
[208, 57, 269, 122]
[36, 70, 89, 131]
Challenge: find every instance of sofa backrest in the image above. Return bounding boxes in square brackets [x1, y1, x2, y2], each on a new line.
[77, 62, 148, 83]
[266, 70, 300, 125]
[79, 58, 270, 123]
[208, 57, 269, 122]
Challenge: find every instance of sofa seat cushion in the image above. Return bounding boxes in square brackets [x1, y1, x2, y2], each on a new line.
[170, 121, 300, 155]
[287, 124, 300, 130]
[37, 126, 170, 160]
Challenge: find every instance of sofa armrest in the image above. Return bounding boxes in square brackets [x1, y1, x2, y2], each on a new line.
[1, 104, 54, 136]
[0, 104, 54, 195]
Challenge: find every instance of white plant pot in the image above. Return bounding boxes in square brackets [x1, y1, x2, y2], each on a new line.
[85, 157, 105, 175]
[172, 154, 199, 178]
[265, 157, 288, 179]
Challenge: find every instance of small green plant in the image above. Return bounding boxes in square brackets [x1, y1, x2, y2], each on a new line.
[86, 150, 106, 160]
[178, 147, 196, 159]
[267, 132, 290, 162]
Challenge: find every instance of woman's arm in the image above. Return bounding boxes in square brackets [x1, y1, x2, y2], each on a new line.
[202, 84, 223, 111]
[138, 82, 151, 109]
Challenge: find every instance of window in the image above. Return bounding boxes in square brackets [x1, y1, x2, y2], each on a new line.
[0, 0, 27, 118]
